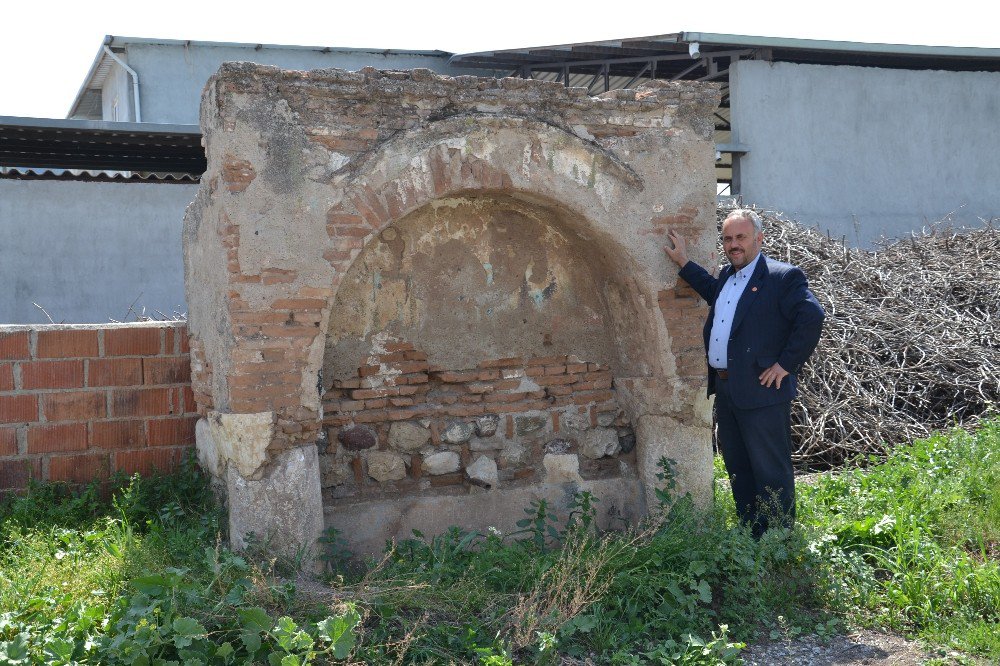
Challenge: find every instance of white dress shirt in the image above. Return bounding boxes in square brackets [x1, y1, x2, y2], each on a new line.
[708, 252, 762, 369]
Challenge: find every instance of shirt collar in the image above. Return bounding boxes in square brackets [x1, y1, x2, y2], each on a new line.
[732, 252, 763, 280]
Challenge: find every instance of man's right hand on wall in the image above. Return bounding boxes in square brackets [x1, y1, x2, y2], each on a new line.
[664, 229, 689, 268]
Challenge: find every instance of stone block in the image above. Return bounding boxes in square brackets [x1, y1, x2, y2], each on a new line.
[636, 414, 713, 510]
[423, 450, 461, 475]
[543, 453, 582, 484]
[474, 414, 500, 437]
[388, 421, 430, 452]
[597, 411, 618, 427]
[320, 454, 352, 487]
[338, 424, 377, 451]
[470, 435, 505, 451]
[544, 438, 572, 454]
[580, 428, 621, 459]
[367, 451, 407, 482]
[499, 442, 529, 467]
[204, 411, 274, 479]
[515, 413, 546, 435]
[441, 420, 474, 444]
[227, 445, 324, 564]
[467, 455, 498, 488]
[559, 410, 591, 434]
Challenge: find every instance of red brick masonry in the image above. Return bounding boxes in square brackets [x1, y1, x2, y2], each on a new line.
[324, 344, 616, 427]
[0, 323, 195, 491]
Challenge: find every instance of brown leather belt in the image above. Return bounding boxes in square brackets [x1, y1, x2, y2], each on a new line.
[715, 369, 729, 380]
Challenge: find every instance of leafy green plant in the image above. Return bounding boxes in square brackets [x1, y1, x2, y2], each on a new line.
[318, 526, 353, 575]
[798, 420, 1000, 660]
[513, 498, 561, 550]
[610, 625, 745, 665]
[654, 455, 680, 508]
[566, 491, 599, 536]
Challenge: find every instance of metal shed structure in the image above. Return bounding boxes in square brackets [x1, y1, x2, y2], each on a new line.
[450, 32, 1000, 196]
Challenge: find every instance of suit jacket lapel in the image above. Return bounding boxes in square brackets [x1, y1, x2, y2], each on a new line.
[730, 254, 768, 335]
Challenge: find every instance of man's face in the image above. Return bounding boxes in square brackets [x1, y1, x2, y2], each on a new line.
[721, 215, 763, 270]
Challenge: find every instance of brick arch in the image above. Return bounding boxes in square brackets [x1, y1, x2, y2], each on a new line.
[319, 114, 643, 283]
[316, 114, 662, 368]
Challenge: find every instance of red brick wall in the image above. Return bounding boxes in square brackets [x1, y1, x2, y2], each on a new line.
[0, 323, 195, 492]
[325, 345, 615, 426]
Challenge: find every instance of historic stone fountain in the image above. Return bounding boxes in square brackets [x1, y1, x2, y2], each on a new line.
[183, 63, 719, 556]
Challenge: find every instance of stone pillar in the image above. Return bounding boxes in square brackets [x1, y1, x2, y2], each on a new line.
[195, 412, 323, 559]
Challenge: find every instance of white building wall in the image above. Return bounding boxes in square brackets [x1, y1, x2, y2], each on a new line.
[730, 60, 1000, 245]
[101, 62, 135, 122]
[0, 180, 196, 324]
[119, 43, 472, 125]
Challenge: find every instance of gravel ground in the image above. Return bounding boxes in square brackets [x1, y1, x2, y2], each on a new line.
[559, 629, 984, 665]
[741, 629, 982, 665]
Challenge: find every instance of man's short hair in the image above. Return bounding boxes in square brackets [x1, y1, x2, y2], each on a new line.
[725, 209, 763, 234]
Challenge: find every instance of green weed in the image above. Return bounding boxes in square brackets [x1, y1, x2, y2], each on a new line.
[1, 422, 997, 663]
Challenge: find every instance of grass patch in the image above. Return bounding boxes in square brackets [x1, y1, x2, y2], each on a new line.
[0, 421, 997, 664]
[798, 418, 1000, 659]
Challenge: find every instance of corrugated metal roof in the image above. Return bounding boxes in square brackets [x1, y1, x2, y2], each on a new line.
[101, 34, 450, 56]
[0, 116, 204, 177]
[0, 167, 198, 183]
[449, 31, 1000, 189]
[682, 32, 1000, 60]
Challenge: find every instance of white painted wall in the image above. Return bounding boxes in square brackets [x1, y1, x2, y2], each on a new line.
[101, 62, 135, 122]
[114, 42, 471, 125]
[730, 60, 1000, 245]
[0, 180, 196, 324]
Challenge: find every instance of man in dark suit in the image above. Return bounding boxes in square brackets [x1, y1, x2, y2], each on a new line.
[664, 209, 824, 537]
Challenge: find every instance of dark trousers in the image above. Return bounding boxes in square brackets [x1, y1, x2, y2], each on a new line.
[714, 377, 795, 538]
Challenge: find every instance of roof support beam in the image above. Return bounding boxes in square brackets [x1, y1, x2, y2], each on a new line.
[671, 59, 705, 80]
[621, 62, 652, 89]
[515, 48, 754, 73]
[585, 65, 605, 94]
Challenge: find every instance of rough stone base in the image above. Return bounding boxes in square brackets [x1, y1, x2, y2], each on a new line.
[324, 477, 645, 556]
[227, 445, 324, 560]
[636, 413, 714, 511]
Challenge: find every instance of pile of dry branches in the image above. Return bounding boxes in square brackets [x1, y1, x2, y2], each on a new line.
[718, 204, 1000, 467]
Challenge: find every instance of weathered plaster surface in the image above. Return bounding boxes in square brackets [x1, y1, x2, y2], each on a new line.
[326, 475, 644, 556]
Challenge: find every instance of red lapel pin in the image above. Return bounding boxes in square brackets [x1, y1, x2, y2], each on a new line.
[751, 287, 758, 292]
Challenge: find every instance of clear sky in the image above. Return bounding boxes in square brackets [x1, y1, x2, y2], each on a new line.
[2, 0, 998, 119]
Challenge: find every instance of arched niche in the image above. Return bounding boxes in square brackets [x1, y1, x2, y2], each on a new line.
[324, 190, 658, 383]
[316, 190, 687, 553]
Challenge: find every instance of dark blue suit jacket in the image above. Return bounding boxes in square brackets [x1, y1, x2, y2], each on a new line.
[678, 254, 824, 410]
